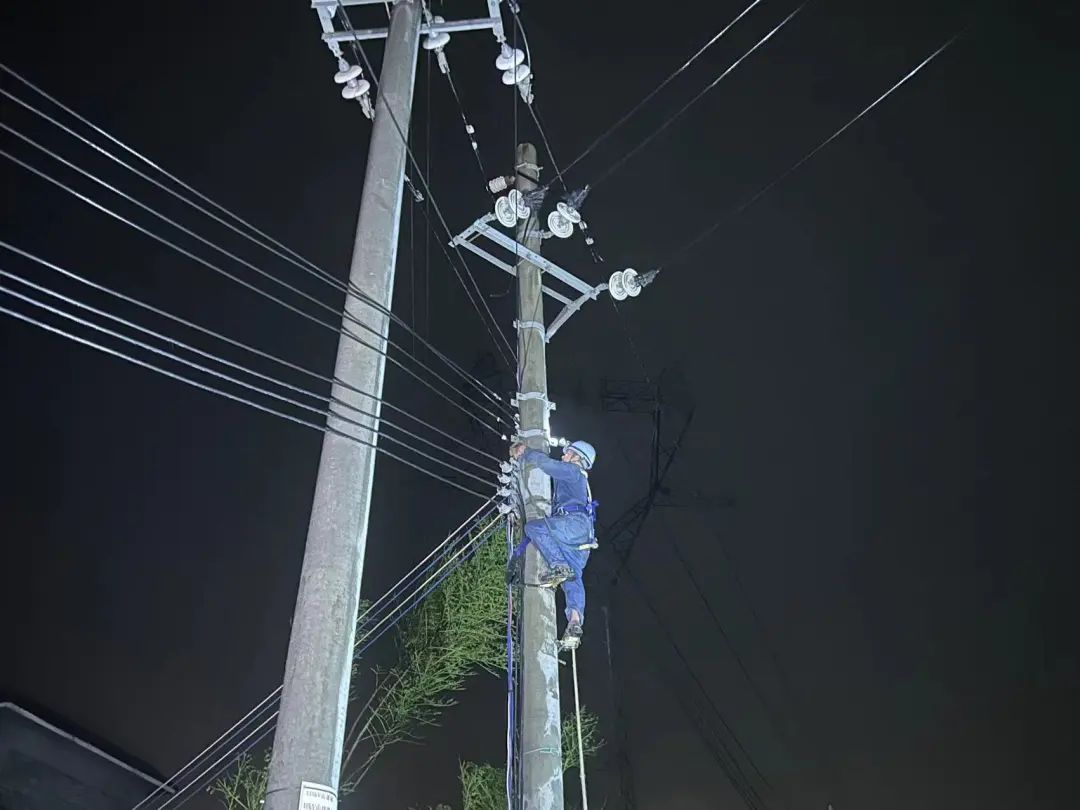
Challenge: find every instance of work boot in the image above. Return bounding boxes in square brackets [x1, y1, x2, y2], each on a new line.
[560, 619, 583, 650]
[538, 564, 573, 589]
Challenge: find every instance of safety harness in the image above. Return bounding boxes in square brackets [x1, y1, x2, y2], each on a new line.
[552, 471, 599, 550]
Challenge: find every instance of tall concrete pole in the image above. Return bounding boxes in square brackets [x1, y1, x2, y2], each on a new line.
[264, 3, 422, 808]
[514, 142, 565, 810]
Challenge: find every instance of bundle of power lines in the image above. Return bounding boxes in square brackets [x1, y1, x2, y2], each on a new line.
[2, 0, 964, 806]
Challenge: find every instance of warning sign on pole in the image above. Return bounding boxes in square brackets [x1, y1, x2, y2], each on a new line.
[298, 781, 337, 810]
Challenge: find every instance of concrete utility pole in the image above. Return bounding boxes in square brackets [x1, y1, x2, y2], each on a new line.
[514, 142, 565, 810]
[264, 2, 422, 808]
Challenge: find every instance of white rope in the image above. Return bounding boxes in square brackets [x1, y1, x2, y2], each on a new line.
[570, 647, 589, 810]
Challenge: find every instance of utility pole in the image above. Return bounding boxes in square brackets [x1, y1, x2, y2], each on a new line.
[264, 2, 422, 808]
[514, 142, 564, 810]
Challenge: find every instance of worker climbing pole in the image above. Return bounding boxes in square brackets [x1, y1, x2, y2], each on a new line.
[509, 439, 599, 649]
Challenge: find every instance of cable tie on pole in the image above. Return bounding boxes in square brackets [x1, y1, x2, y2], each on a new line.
[514, 319, 548, 341]
[512, 391, 554, 411]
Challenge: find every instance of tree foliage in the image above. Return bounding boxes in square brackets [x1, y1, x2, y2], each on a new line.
[456, 707, 604, 810]
[206, 751, 268, 810]
[208, 521, 508, 806]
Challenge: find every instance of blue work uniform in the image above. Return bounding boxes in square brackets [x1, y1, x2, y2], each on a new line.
[518, 448, 595, 625]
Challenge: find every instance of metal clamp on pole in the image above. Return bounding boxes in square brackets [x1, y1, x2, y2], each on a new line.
[514, 319, 548, 342]
[516, 428, 548, 439]
[512, 391, 556, 412]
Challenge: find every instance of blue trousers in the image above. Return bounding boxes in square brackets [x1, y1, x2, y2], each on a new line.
[518, 514, 591, 624]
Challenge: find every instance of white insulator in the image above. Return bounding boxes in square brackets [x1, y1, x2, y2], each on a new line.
[334, 64, 363, 84]
[496, 45, 526, 70]
[625, 268, 642, 297]
[502, 63, 532, 86]
[547, 209, 574, 239]
[489, 176, 511, 194]
[495, 195, 518, 228]
[556, 201, 582, 224]
[423, 31, 451, 50]
[497, 486, 513, 498]
[507, 189, 530, 219]
[608, 269, 630, 301]
[500, 461, 513, 473]
[341, 79, 371, 100]
[498, 474, 512, 484]
[498, 502, 514, 515]
[465, 124, 475, 135]
[423, 16, 451, 50]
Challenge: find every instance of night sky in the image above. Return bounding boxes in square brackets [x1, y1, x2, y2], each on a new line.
[2, 1, 1077, 809]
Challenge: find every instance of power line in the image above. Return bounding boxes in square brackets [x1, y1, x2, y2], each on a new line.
[622, 565, 772, 809]
[0, 293, 492, 500]
[441, 65, 492, 195]
[658, 29, 962, 271]
[333, 3, 518, 370]
[0, 143, 510, 434]
[563, 0, 765, 175]
[591, 2, 808, 189]
[0, 66, 511, 419]
[670, 541, 789, 757]
[503, 5, 569, 192]
[0, 116, 511, 425]
[1, 278, 495, 490]
[134, 497, 497, 810]
[0, 267, 496, 481]
[0, 240, 499, 467]
[153, 511, 503, 810]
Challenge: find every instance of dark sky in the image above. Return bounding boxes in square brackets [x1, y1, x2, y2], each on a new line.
[2, 1, 1076, 809]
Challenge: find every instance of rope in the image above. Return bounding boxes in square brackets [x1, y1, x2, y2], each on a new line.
[570, 647, 589, 810]
[505, 512, 516, 809]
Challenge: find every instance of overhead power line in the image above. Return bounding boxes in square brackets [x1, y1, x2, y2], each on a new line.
[0, 240, 498, 466]
[0, 143, 510, 434]
[658, 30, 963, 270]
[147, 508, 503, 810]
[0, 64, 511, 419]
[0, 265, 496, 480]
[441, 66, 493, 196]
[563, 0, 764, 174]
[1, 278, 494, 491]
[623, 565, 772, 810]
[503, 3, 604, 266]
[0, 289, 492, 500]
[670, 541, 789, 758]
[135, 498, 499, 809]
[591, 2, 808, 189]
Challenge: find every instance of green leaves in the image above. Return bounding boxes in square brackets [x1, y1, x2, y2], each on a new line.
[341, 524, 509, 786]
[207, 751, 269, 810]
[209, 521, 510, 808]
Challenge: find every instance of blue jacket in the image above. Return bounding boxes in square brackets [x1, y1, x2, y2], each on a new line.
[522, 448, 593, 517]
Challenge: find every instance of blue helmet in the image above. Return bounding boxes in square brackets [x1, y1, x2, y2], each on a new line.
[567, 440, 596, 470]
